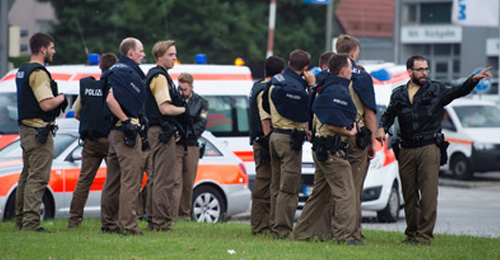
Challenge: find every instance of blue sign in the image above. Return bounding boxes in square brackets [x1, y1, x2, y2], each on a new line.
[303, 0, 331, 5]
[473, 68, 491, 94]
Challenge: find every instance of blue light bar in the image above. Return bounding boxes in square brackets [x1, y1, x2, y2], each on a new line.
[195, 54, 207, 64]
[371, 68, 392, 81]
[88, 53, 100, 65]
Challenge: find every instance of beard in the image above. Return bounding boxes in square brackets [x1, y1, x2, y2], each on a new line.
[411, 73, 427, 86]
[43, 52, 53, 64]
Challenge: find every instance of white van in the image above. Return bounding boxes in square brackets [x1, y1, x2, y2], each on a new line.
[441, 99, 500, 180]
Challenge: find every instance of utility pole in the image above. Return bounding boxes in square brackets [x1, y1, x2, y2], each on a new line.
[325, 0, 334, 51]
[1, 0, 16, 76]
[266, 0, 277, 58]
[393, 0, 401, 64]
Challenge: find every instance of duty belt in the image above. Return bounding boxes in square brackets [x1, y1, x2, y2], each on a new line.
[272, 128, 294, 135]
[401, 133, 441, 148]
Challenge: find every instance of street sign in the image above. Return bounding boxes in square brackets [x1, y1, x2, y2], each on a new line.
[303, 0, 331, 5]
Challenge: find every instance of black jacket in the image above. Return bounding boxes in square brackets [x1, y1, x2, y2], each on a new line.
[178, 92, 209, 146]
[379, 76, 478, 141]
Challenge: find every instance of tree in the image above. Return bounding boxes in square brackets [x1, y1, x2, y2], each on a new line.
[39, 0, 328, 78]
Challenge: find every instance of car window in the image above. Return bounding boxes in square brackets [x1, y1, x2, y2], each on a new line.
[198, 137, 222, 157]
[0, 134, 76, 160]
[454, 105, 500, 128]
[0, 93, 19, 134]
[203, 96, 249, 137]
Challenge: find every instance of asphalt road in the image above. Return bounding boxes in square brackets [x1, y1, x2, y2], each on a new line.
[232, 172, 500, 238]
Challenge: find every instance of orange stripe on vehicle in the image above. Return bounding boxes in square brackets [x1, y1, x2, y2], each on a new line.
[372, 72, 409, 85]
[382, 139, 397, 166]
[0, 73, 16, 81]
[51, 73, 73, 81]
[445, 138, 472, 145]
[71, 73, 102, 81]
[169, 73, 252, 81]
[0, 174, 21, 196]
[233, 151, 254, 162]
[0, 159, 22, 168]
[0, 135, 19, 150]
[195, 164, 248, 185]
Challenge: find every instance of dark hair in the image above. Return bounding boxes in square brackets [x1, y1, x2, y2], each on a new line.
[119, 37, 138, 56]
[335, 34, 360, 55]
[29, 32, 54, 55]
[289, 49, 311, 71]
[328, 53, 350, 76]
[319, 51, 335, 68]
[265, 55, 285, 77]
[406, 55, 427, 70]
[100, 52, 118, 72]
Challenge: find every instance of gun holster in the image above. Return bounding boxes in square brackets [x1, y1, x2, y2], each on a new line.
[159, 121, 175, 144]
[356, 126, 372, 149]
[122, 120, 139, 148]
[35, 124, 57, 144]
[290, 129, 306, 151]
[391, 138, 401, 161]
[255, 134, 271, 164]
[435, 133, 450, 166]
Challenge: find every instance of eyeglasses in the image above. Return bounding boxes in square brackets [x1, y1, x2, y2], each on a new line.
[412, 67, 430, 73]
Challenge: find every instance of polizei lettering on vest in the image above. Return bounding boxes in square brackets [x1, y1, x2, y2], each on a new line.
[84, 88, 103, 96]
[333, 98, 348, 106]
[286, 93, 301, 100]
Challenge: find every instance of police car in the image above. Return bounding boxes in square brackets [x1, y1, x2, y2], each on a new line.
[0, 118, 250, 222]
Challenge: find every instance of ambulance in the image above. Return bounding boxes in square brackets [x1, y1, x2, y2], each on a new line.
[0, 61, 253, 222]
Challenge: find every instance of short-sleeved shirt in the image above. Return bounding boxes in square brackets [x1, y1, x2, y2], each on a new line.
[72, 95, 82, 113]
[150, 74, 172, 106]
[257, 91, 270, 121]
[22, 61, 55, 127]
[349, 83, 365, 127]
[313, 114, 347, 141]
[268, 85, 305, 131]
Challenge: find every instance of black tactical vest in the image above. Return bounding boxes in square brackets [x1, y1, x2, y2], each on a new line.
[79, 77, 109, 139]
[248, 80, 268, 144]
[145, 66, 184, 126]
[16, 62, 58, 123]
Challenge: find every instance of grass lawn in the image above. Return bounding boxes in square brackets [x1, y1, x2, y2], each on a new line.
[0, 218, 499, 260]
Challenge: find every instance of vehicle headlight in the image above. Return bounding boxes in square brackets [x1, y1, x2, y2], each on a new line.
[473, 142, 495, 150]
[369, 150, 385, 170]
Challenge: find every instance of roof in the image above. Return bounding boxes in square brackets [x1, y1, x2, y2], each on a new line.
[335, 0, 394, 38]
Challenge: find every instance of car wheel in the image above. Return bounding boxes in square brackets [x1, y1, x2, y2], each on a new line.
[376, 184, 400, 223]
[3, 190, 54, 221]
[192, 185, 226, 223]
[451, 154, 473, 180]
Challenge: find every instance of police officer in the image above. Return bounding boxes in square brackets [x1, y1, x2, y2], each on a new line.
[293, 54, 362, 245]
[376, 55, 492, 245]
[68, 52, 117, 228]
[249, 55, 285, 235]
[266, 49, 315, 239]
[334, 34, 377, 240]
[170, 73, 209, 221]
[15, 32, 67, 232]
[100, 37, 146, 235]
[145, 40, 186, 231]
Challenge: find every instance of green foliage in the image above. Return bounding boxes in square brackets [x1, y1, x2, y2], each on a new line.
[36, 0, 330, 77]
[8, 55, 31, 68]
[0, 219, 499, 259]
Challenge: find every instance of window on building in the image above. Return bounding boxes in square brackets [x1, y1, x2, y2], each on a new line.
[420, 3, 452, 24]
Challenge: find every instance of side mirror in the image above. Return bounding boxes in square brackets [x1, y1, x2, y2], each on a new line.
[65, 151, 82, 162]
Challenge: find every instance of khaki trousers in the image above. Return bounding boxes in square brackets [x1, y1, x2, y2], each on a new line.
[15, 125, 54, 230]
[398, 144, 440, 243]
[137, 148, 153, 221]
[100, 130, 142, 233]
[269, 132, 302, 238]
[171, 144, 199, 221]
[313, 137, 369, 240]
[68, 137, 108, 227]
[148, 126, 176, 229]
[293, 152, 357, 243]
[250, 141, 272, 234]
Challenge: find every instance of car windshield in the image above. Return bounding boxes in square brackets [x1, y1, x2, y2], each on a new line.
[199, 136, 222, 157]
[454, 105, 500, 128]
[0, 93, 19, 134]
[203, 96, 249, 137]
[0, 134, 76, 160]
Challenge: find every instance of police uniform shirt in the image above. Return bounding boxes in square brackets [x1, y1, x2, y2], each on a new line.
[408, 81, 420, 104]
[313, 114, 348, 141]
[150, 74, 172, 107]
[22, 61, 56, 128]
[268, 85, 305, 131]
[348, 83, 365, 128]
[257, 80, 271, 122]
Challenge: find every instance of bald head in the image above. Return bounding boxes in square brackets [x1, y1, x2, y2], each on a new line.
[119, 37, 145, 64]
